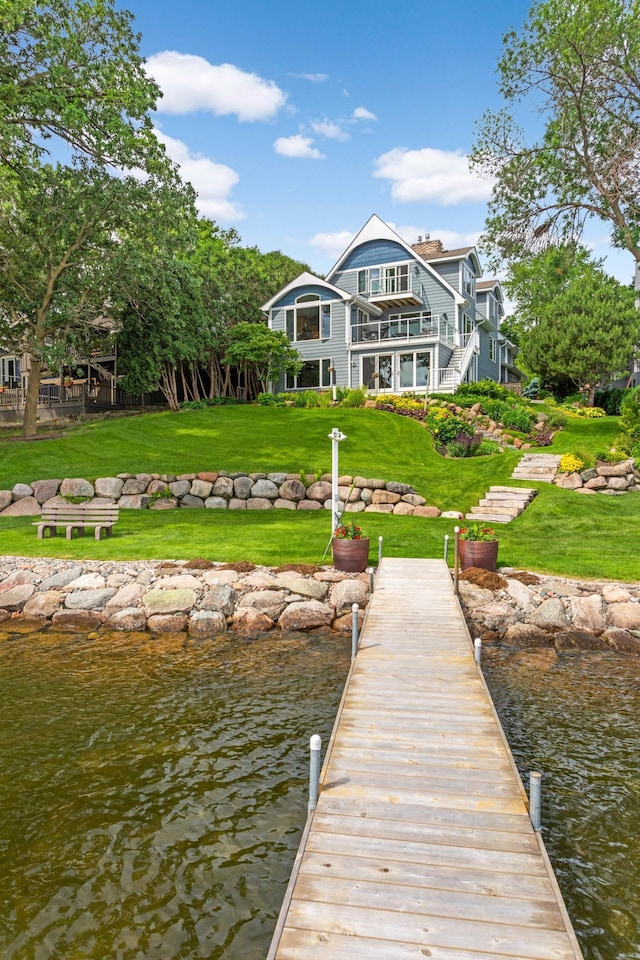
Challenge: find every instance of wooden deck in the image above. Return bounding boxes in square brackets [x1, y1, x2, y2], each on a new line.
[267, 558, 584, 960]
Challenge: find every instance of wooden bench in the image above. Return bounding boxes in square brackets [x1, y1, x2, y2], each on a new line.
[34, 501, 119, 541]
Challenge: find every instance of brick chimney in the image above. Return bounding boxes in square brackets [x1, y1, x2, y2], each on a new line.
[412, 238, 444, 258]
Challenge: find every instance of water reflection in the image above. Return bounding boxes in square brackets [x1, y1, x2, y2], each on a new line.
[0, 629, 350, 960]
[484, 645, 640, 960]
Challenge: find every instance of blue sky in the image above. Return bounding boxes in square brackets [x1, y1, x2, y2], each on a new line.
[122, 0, 633, 288]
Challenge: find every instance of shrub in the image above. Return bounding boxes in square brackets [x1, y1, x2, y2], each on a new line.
[446, 431, 482, 458]
[426, 408, 473, 444]
[574, 448, 596, 469]
[533, 431, 554, 447]
[594, 387, 627, 416]
[339, 387, 367, 408]
[559, 453, 585, 474]
[477, 440, 503, 455]
[616, 386, 640, 452]
[255, 392, 277, 406]
[455, 380, 513, 402]
[522, 377, 539, 399]
[545, 409, 568, 429]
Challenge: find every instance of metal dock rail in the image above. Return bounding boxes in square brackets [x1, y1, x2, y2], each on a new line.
[267, 557, 584, 960]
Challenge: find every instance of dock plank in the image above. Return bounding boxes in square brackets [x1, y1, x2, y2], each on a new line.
[267, 558, 584, 960]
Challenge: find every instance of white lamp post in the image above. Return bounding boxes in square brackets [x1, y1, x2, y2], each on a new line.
[328, 427, 347, 535]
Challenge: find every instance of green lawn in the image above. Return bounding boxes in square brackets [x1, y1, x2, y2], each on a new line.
[0, 406, 636, 581]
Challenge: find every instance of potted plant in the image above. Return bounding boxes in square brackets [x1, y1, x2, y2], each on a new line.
[458, 523, 499, 571]
[332, 519, 370, 572]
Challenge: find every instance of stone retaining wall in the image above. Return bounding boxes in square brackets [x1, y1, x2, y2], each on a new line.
[0, 557, 371, 637]
[0, 472, 442, 518]
[460, 568, 640, 655]
[555, 458, 639, 494]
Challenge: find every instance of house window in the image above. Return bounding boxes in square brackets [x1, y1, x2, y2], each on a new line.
[285, 296, 332, 342]
[362, 354, 392, 390]
[462, 263, 476, 299]
[285, 359, 333, 390]
[399, 352, 431, 389]
[489, 337, 497, 362]
[462, 314, 474, 345]
[357, 263, 410, 297]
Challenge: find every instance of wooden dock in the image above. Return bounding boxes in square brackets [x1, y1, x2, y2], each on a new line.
[267, 558, 584, 960]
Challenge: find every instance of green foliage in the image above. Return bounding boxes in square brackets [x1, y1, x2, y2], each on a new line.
[594, 388, 629, 416]
[616, 386, 640, 452]
[522, 377, 539, 399]
[446, 433, 482, 458]
[0, 0, 164, 171]
[338, 388, 367, 408]
[222, 322, 302, 396]
[459, 523, 497, 542]
[480, 400, 535, 432]
[255, 392, 278, 406]
[471, 0, 640, 265]
[477, 440, 503, 456]
[64, 495, 91, 504]
[455, 380, 517, 403]
[425, 408, 474, 444]
[179, 397, 239, 410]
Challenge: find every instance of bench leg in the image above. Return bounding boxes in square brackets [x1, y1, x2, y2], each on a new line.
[37, 524, 57, 539]
[66, 525, 84, 540]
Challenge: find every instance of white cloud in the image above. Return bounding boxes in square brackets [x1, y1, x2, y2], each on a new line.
[289, 72, 329, 83]
[374, 147, 494, 205]
[274, 135, 325, 159]
[308, 230, 355, 259]
[147, 51, 286, 121]
[310, 119, 348, 140]
[353, 106, 377, 122]
[155, 130, 244, 221]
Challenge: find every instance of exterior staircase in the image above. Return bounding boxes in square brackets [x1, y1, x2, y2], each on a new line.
[465, 486, 538, 524]
[511, 453, 561, 483]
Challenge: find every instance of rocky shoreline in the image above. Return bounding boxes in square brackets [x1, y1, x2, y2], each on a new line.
[460, 567, 640, 655]
[2, 555, 639, 656]
[0, 556, 371, 637]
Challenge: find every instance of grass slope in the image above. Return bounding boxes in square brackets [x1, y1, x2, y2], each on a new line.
[0, 407, 636, 581]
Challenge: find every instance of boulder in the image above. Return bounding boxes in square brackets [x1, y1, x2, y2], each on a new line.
[246, 498, 273, 510]
[278, 600, 334, 632]
[569, 595, 606, 634]
[118, 494, 147, 509]
[65, 588, 117, 610]
[556, 473, 582, 490]
[149, 497, 178, 510]
[503, 623, 552, 647]
[188, 610, 226, 638]
[231, 607, 275, 634]
[40, 566, 83, 589]
[275, 574, 328, 600]
[147, 614, 187, 634]
[338, 485, 362, 503]
[472, 600, 519, 631]
[95, 477, 125, 499]
[344, 501, 366, 513]
[52, 610, 103, 631]
[197, 472, 219, 483]
[228, 499, 247, 510]
[597, 460, 634, 476]
[233, 476, 254, 499]
[239, 590, 289, 620]
[529, 597, 569, 630]
[106, 607, 148, 631]
[279, 479, 307, 501]
[147, 479, 170, 496]
[554, 629, 605, 650]
[252, 478, 279, 499]
[1, 497, 41, 516]
[413, 505, 442, 518]
[0, 584, 36, 610]
[297, 500, 322, 510]
[155, 574, 203, 591]
[402, 494, 427, 506]
[505, 579, 534, 610]
[181, 494, 205, 508]
[204, 497, 228, 509]
[602, 628, 640, 655]
[602, 585, 632, 603]
[274, 498, 297, 510]
[201, 585, 237, 616]
[306, 481, 332, 502]
[458, 582, 498, 607]
[371, 489, 401, 504]
[211, 476, 234, 498]
[0, 490, 12, 510]
[169, 480, 191, 497]
[364, 503, 394, 514]
[393, 502, 415, 515]
[385, 482, 414, 495]
[106, 583, 145, 609]
[330, 578, 370, 614]
[67, 573, 106, 590]
[190, 478, 213, 499]
[142, 588, 197, 616]
[12, 482, 34, 500]
[607, 602, 640, 631]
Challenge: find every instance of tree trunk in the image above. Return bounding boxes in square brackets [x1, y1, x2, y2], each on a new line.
[23, 355, 42, 438]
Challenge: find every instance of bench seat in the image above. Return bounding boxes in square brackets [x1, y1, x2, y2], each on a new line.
[33, 502, 119, 541]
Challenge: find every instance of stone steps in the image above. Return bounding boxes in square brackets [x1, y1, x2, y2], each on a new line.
[465, 485, 538, 524]
[511, 453, 561, 483]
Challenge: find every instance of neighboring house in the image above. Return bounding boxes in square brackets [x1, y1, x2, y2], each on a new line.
[262, 215, 523, 395]
[0, 349, 21, 389]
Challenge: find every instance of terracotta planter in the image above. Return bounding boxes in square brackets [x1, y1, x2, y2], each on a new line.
[332, 537, 370, 573]
[459, 539, 499, 572]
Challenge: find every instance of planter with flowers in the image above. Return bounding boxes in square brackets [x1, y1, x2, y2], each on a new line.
[332, 519, 370, 572]
[458, 523, 499, 571]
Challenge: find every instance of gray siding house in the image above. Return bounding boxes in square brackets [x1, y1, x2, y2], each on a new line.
[262, 215, 522, 395]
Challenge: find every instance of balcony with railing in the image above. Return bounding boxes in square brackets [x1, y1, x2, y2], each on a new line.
[359, 271, 425, 309]
[350, 313, 455, 347]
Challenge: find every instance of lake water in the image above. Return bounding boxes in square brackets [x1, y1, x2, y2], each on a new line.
[1, 630, 639, 959]
[483, 644, 640, 960]
[0, 628, 350, 960]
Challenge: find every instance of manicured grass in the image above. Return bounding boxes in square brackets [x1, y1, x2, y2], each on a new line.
[0, 406, 637, 581]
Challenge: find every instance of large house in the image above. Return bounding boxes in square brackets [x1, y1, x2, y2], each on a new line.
[262, 215, 522, 395]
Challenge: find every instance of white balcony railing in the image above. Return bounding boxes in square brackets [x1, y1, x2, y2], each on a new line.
[351, 314, 455, 346]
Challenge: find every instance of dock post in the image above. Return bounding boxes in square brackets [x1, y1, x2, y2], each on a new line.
[308, 735, 322, 814]
[474, 637, 482, 665]
[367, 566, 374, 592]
[454, 526, 460, 595]
[444, 534, 449, 563]
[351, 603, 359, 658]
[378, 535, 383, 565]
[529, 770, 542, 831]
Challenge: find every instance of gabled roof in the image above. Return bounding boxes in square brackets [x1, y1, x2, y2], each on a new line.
[477, 279, 502, 292]
[326, 214, 465, 306]
[261, 270, 382, 316]
[421, 245, 482, 277]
